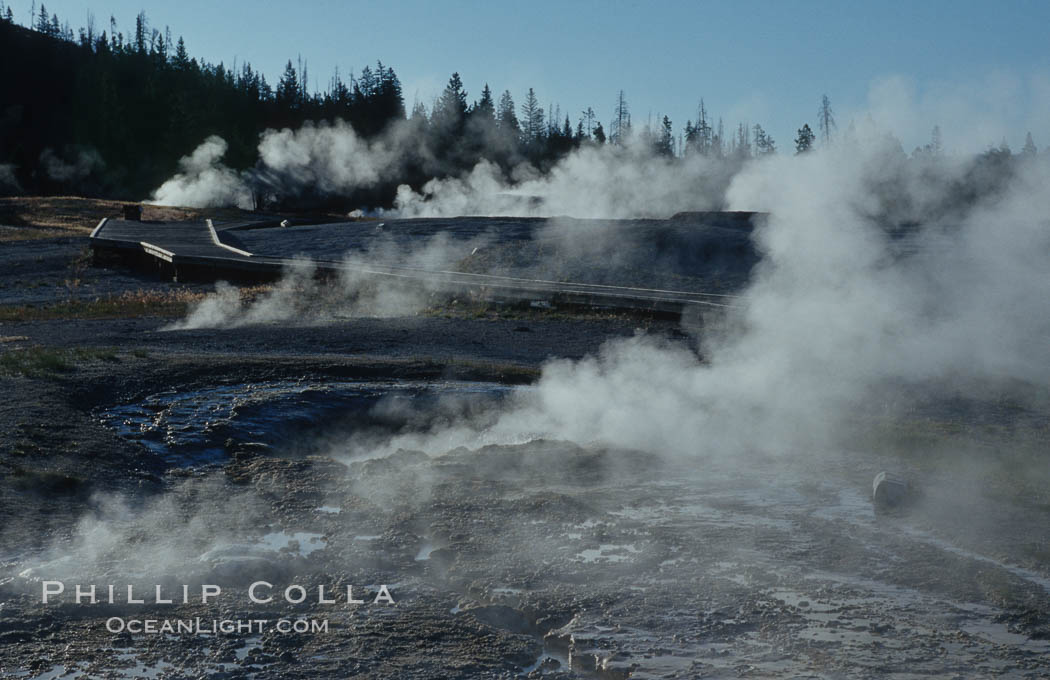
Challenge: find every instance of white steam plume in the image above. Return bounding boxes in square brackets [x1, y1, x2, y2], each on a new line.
[39, 147, 105, 183]
[515, 145, 1048, 457]
[165, 232, 486, 330]
[148, 121, 734, 217]
[323, 142, 1050, 464]
[256, 119, 402, 194]
[149, 135, 254, 210]
[391, 140, 734, 218]
[0, 162, 21, 194]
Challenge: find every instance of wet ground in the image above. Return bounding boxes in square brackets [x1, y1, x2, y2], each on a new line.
[1, 227, 1049, 678]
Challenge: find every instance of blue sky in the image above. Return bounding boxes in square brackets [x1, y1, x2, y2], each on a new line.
[27, 0, 1050, 153]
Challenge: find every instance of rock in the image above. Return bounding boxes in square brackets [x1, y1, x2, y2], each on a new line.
[465, 604, 535, 635]
[872, 471, 911, 511]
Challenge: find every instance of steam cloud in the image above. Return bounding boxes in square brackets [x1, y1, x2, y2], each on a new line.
[148, 120, 733, 218]
[0, 162, 20, 194]
[39, 147, 105, 183]
[154, 78, 1050, 464]
[150, 135, 255, 210]
[166, 231, 486, 330]
[308, 139, 1050, 465]
[549, 148, 1040, 458]
[391, 145, 733, 218]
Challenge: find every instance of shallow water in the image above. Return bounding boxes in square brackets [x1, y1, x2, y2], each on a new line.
[98, 379, 516, 466]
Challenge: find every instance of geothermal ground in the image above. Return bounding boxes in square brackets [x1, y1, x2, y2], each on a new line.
[1, 201, 1049, 679]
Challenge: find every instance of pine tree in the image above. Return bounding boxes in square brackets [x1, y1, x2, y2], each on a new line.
[432, 72, 468, 134]
[473, 84, 495, 119]
[683, 120, 696, 154]
[656, 115, 674, 156]
[735, 122, 751, 158]
[1022, 132, 1037, 156]
[497, 90, 519, 133]
[276, 59, 301, 110]
[36, 3, 50, 33]
[612, 90, 629, 145]
[134, 10, 147, 53]
[581, 106, 596, 137]
[173, 36, 190, 69]
[374, 62, 405, 124]
[410, 100, 429, 125]
[753, 124, 775, 155]
[818, 94, 836, 146]
[520, 87, 544, 144]
[693, 99, 712, 155]
[795, 124, 815, 154]
[593, 121, 606, 144]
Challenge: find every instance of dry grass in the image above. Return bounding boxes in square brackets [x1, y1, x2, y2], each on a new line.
[0, 289, 206, 320]
[0, 284, 274, 321]
[0, 196, 257, 241]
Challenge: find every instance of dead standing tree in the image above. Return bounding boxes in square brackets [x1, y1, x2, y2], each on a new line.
[818, 93, 836, 147]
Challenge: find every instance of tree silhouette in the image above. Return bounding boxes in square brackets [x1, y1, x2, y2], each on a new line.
[795, 124, 815, 154]
[818, 94, 836, 146]
[520, 87, 544, 145]
[1, 7, 1028, 212]
[433, 72, 467, 131]
[276, 60, 301, 111]
[656, 115, 674, 156]
[497, 90, 519, 133]
[753, 124, 775, 155]
[611, 90, 629, 145]
[581, 106, 596, 138]
[473, 84, 495, 119]
[1022, 132, 1036, 156]
[592, 121, 606, 144]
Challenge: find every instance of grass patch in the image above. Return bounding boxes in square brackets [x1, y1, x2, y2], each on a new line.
[0, 225, 74, 241]
[0, 196, 260, 241]
[0, 345, 120, 376]
[0, 289, 211, 321]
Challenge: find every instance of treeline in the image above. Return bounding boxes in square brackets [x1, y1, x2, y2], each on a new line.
[0, 6, 786, 206]
[0, 6, 1042, 209]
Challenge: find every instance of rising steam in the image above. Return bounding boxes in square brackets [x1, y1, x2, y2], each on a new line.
[148, 120, 734, 218]
[150, 135, 255, 210]
[153, 74, 1050, 464]
[303, 139, 1050, 466]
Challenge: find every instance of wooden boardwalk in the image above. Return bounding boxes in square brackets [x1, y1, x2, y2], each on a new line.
[90, 217, 737, 315]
